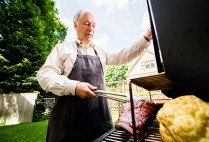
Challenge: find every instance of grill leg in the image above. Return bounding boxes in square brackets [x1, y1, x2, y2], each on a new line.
[129, 81, 138, 142]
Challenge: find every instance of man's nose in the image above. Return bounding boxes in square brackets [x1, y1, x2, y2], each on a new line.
[88, 24, 94, 31]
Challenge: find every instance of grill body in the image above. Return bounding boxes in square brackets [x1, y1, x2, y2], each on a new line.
[146, 0, 209, 101]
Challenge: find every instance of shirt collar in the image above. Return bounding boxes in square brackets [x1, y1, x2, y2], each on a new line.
[76, 39, 96, 48]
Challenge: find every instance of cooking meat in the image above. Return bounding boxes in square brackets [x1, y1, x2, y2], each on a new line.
[157, 95, 209, 142]
[115, 99, 158, 140]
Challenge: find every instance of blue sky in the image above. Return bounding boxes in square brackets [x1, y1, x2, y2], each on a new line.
[54, 0, 153, 53]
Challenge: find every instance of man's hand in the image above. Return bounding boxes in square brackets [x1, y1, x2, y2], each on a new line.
[144, 28, 152, 41]
[75, 82, 97, 98]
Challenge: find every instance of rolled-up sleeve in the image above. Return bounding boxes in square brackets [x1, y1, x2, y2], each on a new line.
[36, 43, 79, 96]
[105, 37, 150, 65]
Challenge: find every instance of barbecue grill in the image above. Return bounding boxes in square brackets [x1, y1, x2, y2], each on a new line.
[94, 0, 209, 141]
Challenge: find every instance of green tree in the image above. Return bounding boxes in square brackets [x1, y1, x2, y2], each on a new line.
[105, 65, 128, 88]
[0, 0, 67, 93]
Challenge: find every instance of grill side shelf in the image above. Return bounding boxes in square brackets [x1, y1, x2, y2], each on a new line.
[131, 72, 174, 91]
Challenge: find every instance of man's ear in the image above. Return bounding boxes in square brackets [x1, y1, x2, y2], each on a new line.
[74, 22, 77, 29]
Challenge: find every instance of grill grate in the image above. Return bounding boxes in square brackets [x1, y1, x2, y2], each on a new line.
[144, 129, 163, 142]
[102, 130, 134, 142]
[94, 128, 163, 142]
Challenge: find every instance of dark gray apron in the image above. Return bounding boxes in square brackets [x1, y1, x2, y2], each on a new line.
[46, 44, 113, 142]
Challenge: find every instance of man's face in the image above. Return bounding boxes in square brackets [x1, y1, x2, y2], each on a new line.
[74, 12, 96, 45]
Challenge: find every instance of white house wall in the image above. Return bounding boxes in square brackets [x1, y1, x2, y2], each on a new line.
[127, 51, 158, 79]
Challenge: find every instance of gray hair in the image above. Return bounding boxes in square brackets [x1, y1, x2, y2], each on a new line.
[73, 10, 84, 23]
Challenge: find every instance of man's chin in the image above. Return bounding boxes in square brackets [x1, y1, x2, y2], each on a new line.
[87, 37, 93, 42]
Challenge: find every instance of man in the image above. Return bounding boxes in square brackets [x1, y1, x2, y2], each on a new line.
[36, 10, 152, 142]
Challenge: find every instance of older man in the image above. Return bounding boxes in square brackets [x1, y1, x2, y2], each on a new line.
[36, 10, 152, 142]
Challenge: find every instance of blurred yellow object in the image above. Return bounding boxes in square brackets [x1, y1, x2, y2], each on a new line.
[157, 95, 209, 142]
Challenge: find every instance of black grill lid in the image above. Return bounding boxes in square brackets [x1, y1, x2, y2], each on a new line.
[133, 0, 209, 102]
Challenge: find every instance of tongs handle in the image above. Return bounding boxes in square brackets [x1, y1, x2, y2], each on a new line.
[93, 90, 128, 97]
[96, 93, 127, 103]
[93, 90, 127, 103]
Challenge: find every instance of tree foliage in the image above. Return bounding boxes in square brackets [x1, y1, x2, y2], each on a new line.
[0, 0, 67, 93]
[105, 65, 128, 88]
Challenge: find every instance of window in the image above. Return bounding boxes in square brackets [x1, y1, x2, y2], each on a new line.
[150, 60, 155, 68]
[141, 62, 145, 69]
[145, 61, 150, 68]
[141, 59, 155, 69]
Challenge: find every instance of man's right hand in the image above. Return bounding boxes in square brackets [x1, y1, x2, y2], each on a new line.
[75, 82, 97, 98]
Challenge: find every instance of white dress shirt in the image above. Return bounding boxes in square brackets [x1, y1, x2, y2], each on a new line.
[36, 37, 150, 96]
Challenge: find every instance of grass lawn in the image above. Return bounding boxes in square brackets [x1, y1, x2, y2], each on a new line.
[0, 115, 119, 142]
[0, 120, 48, 142]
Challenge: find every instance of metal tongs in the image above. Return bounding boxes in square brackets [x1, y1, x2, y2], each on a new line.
[93, 90, 128, 103]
